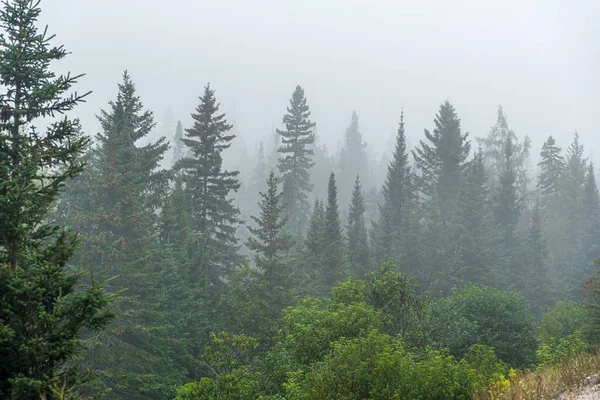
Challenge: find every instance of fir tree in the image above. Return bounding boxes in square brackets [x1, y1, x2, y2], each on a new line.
[173, 120, 185, 164]
[451, 152, 496, 286]
[177, 84, 242, 289]
[492, 138, 523, 289]
[346, 175, 371, 277]
[76, 73, 179, 399]
[537, 135, 565, 202]
[323, 172, 344, 290]
[413, 101, 470, 223]
[478, 105, 531, 197]
[338, 111, 369, 205]
[277, 85, 316, 236]
[246, 171, 294, 294]
[303, 199, 326, 291]
[373, 112, 412, 263]
[0, 1, 113, 396]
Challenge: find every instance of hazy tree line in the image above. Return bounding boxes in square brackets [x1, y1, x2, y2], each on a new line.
[3, 1, 600, 399]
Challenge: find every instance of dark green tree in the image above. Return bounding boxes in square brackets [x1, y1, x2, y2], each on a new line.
[413, 101, 470, 224]
[523, 197, 549, 315]
[373, 112, 412, 264]
[246, 171, 294, 294]
[323, 172, 344, 290]
[346, 175, 371, 277]
[451, 151, 496, 286]
[177, 84, 242, 290]
[303, 199, 326, 291]
[277, 85, 316, 236]
[491, 138, 523, 289]
[0, 0, 114, 397]
[537, 135, 564, 202]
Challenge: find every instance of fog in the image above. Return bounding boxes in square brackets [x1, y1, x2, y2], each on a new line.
[42, 0, 599, 161]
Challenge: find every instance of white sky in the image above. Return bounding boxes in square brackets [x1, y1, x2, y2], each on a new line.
[41, 0, 599, 165]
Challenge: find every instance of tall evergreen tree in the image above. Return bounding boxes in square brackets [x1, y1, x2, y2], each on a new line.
[323, 172, 344, 290]
[277, 85, 316, 236]
[478, 105, 531, 197]
[451, 152, 496, 286]
[523, 197, 549, 315]
[583, 163, 600, 264]
[246, 171, 294, 293]
[303, 199, 326, 292]
[373, 112, 412, 263]
[537, 135, 565, 202]
[0, 1, 113, 396]
[413, 101, 470, 223]
[346, 175, 371, 277]
[338, 111, 369, 205]
[173, 120, 185, 164]
[177, 84, 242, 290]
[492, 138, 523, 289]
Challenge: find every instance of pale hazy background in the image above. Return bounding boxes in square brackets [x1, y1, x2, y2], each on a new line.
[42, 0, 599, 165]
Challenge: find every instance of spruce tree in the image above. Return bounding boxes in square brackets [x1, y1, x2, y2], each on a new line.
[451, 152, 496, 286]
[346, 175, 371, 277]
[177, 84, 242, 289]
[537, 135, 565, 202]
[173, 120, 185, 164]
[323, 172, 344, 290]
[478, 105, 531, 197]
[413, 101, 470, 223]
[492, 138, 523, 289]
[246, 171, 294, 294]
[0, 1, 113, 396]
[338, 111, 369, 205]
[75, 73, 180, 399]
[253, 141, 268, 194]
[303, 199, 326, 292]
[373, 112, 412, 263]
[277, 85, 316, 236]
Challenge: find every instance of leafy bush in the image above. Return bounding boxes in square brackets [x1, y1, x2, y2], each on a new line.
[536, 332, 589, 367]
[284, 330, 477, 399]
[539, 301, 587, 344]
[428, 284, 538, 367]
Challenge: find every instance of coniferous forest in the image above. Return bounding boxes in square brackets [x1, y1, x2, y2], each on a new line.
[2, 1, 600, 399]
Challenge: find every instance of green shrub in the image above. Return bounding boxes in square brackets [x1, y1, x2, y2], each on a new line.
[536, 332, 589, 367]
[428, 284, 538, 367]
[284, 330, 477, 400]
[539, 301, 587, 344]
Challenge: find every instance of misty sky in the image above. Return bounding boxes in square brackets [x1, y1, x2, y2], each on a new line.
[42, 0, 599, 165]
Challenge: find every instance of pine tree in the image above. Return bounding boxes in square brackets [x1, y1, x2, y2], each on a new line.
[246, 171, 294, 294]
[323, 172, 344, 290]
[75, 73, 180, 399]
[451, 152, 496, 286]
[0, 1, 113, 396]
[338, 111, 369, 205]
[413, 101, 470, 223]
[478, 105, 531, 197]
[537, 135, 565, 204]
[177, 84, 242, 289]
[277, 85, 316, 236]
[346, 175, 371, 277]
[492, 138, 523, 289]
[373, 112, 412, 263]
[173, 120, 185, 164]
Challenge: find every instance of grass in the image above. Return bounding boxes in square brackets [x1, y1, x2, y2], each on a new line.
[479, 351, 600, 400]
